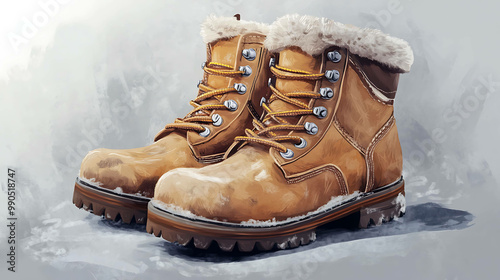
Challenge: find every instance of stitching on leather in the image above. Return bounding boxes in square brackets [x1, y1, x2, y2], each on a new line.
[189, 148, 225, 164]
[359, 68, 396, 95]
[195, 153, 225, 164]
[349, 56, 397, 95]
[365, 115, 395, 192]
[350, 58, 391, 105]
[286, 165, 349, 195]
[242, 35, 266, 43]
[349, 58, 394, 106]
[245, 35, 265, 39]
[366, 116, 394, 192]
[333, 117, 366, 155]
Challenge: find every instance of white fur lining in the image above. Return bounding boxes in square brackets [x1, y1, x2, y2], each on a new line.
[265, 14, 414, 72]
[200, 15, 269, 44]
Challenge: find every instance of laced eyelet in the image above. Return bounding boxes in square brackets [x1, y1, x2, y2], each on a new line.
[313, 106, 328, 119]
[268, 77, 275, 87]
[260, 97, 266, 107]
[199, 126, 210, 137]
[239, 65, 252, 77]
[319, 87, 334, 99]
[325, 70, 340, 83]
[212, 114, 223, 126]
[280, 149, 294, 159]
[231, 63, 327, 153]
[201, 62, 206, 69]
[242, 48, 256, 61]
[197, 80, 202, 88]
[269, 57, 275, 68]
[304, 122, 319, 135]
[294, 138, 307, 149]
[327, 51, 342, 63]
[224, 100, 238, 111]
[233, 83, 247, 94]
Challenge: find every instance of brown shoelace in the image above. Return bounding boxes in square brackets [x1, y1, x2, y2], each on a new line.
[235, 64, 324, 152]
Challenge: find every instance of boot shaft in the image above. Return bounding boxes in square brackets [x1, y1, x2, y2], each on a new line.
[261, 14, 413, 192]
[190, 33, 272, 161]
[155, 16, 272, 162]
[337, 53, 403, 192]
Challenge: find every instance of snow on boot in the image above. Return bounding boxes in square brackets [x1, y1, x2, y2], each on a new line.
[147, 14, 413, 251]
[73, 15, 271, 224]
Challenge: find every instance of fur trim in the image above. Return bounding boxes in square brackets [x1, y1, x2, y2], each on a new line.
[265, 14, 414, 72]
[201, 15, 269, 44]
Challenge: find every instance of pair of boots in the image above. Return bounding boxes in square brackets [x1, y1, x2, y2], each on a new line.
[73, 14, 413, 252]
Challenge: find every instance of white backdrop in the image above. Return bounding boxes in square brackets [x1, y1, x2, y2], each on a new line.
[1, 0, 499, 279]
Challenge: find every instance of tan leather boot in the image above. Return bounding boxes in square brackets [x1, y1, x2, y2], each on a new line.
[147, 14, 414, 251]
[73, 15, 271, 224]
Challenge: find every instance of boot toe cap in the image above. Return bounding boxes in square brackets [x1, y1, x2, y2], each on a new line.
[153, 167, 236, 220]
[79, 148, 140, 194]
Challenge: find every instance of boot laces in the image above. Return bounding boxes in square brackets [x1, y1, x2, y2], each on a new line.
[162, 62, 244, 133]
[234, 64, 325, 152]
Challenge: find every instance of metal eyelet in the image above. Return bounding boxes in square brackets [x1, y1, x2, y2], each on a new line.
[319, 87, 334, 99]
[313, 106, 328, 119]
[269, 57, 275, 68]
[199, 126, 210, 137]
[239, 65, 252, 77]
[233, 83, 247, 94]
[197, 80, 202, 88]
[280, 149, 294, 159]
[224, 100, 238, 111]
[201, 62, 206, 69]
[260, 97, 266, 106]
[212, 114, 223, 126]
[325, 70, 340, 83]
[294, 138, 307, 149]
[242, 48, 257, 61]
[304, 122, 319, 135]
[268, 78, 274, 86]
[327, 51, 342, 63]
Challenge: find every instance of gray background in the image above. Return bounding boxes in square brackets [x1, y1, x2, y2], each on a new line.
[0, 0, 499, 279]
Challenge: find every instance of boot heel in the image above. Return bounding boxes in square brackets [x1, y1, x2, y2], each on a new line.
[358, 192, 406, 228]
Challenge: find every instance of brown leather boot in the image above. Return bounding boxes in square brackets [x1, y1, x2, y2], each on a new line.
[73, 15, 271, 224]
[147, 14, 414, 251]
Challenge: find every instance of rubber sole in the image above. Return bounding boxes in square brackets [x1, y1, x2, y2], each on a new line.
[146, 177, 405, 252]
[73, 178, 150, 224]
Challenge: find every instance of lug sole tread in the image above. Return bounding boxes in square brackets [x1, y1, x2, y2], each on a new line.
[73, 181, 148, 224]
[146, 179, 406, 252]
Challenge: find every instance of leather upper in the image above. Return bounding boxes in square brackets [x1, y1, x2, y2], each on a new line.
[154, 45, 404, 222]
[79, 33, 271, 197]
[154, 145, 346, 222]
[80, 133, 203, 197]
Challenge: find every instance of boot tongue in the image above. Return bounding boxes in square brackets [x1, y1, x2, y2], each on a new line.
[206, 36, 240, 90]
[266, 47, 322, 129]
